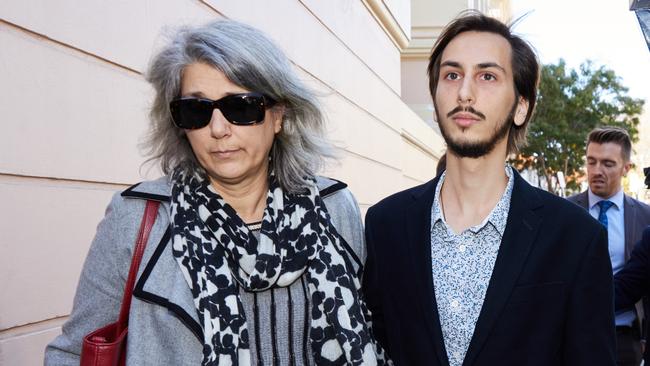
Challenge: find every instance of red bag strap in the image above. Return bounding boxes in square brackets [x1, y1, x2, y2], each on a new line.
[115, 200, 160, 334]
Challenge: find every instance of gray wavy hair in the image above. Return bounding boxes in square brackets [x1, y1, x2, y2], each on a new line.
[143, 19, 335, 193]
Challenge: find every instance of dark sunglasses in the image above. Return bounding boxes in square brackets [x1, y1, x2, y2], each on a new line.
[169, 92, 277, 129]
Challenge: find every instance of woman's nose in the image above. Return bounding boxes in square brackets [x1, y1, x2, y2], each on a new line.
[208, 109, 232, 139]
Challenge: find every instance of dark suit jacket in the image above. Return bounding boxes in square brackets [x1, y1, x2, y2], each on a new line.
[567, 191, 650, 260]
[363, 171, 615, 366]
[567, 191, 650, 339]
[615, 226, 650, 364]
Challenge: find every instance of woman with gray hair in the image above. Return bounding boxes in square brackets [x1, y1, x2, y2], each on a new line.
[45, 19, 389, 366]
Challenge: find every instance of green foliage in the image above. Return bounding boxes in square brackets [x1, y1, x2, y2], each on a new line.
[512, 60, 645, 194]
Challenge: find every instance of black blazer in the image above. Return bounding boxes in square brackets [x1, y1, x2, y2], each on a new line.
[615, 226, 650, 364]
[363, 171, 615, 366]
[567, 190, 650, 340]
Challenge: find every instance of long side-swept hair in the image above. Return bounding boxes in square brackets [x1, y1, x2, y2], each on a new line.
[143, 19, 335, 193]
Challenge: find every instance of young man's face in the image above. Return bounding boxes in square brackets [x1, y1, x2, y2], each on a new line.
[434, 31, 527, 158]
[586, 142, 631, 198]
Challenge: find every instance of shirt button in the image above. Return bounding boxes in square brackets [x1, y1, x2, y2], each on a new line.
[458, 244, 466, 252]
[450, 299, 459, 308]
[453, 351, 462, 359]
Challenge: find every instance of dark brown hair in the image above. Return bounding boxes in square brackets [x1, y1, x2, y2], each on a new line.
[587, 127, 632, 162]
[427, 11, 540, 155]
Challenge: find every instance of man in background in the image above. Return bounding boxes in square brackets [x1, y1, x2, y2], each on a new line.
[568, 126, 650, 366]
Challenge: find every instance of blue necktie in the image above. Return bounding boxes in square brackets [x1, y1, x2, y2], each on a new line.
[597, 200, 614, 229]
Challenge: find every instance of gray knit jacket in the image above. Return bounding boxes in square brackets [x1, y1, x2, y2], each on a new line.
[44, 176, 366, 365]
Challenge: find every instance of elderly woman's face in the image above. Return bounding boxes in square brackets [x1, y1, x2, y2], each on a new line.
[180, 62, 282, 187]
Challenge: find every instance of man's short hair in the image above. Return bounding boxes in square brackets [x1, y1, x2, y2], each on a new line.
[427, 11, 540, 155]
[587, 127, 632, 162]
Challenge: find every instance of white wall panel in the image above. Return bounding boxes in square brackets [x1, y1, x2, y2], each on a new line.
[300, 0, 401, 93]
[322, 150, 411, 206]
[412, 0, 466, 26]
[401, 58, 432, 104]
[320, 93, 403, 170]
[0, 0, 216, 72]
[383, 0, 412, 36]
[0, 180, 119, 328]
[401, 138, 438, 182]
[0, 25, 153, 183]
[0, 326, 61, 366]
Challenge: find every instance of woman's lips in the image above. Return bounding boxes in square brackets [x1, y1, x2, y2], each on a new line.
[211, 148, 241, 158]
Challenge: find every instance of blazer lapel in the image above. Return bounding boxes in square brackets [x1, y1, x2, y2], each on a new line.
[462, 172, 543, 366]
[623, 195, 637, 259]
[577, 191, 589, 210]
[406, 177, 450, 366]
[133, 225, 203, 341]
[121, 183, 203, 341]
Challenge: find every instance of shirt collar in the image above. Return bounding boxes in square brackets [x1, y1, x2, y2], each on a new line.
[588, 188, 624, 210]
[432, 165, 514, 236]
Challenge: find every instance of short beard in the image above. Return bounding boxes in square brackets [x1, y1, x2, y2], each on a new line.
[436, 101, 517, 159]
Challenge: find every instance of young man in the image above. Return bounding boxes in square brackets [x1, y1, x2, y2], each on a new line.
[362, 12, 615, 366]
[568, 127, 650, 366]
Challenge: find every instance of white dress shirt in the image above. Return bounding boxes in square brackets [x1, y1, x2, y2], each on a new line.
[588, 188, 634, 326]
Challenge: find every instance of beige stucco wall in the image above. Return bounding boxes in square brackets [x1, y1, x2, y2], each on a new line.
[0, 1, 446, 364]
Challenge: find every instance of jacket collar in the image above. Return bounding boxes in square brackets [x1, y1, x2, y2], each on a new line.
[405, 175, 448, 365]
[624, 194, 638, 258]
[121, 176, 172, 202]
[120, 176, 201, 340]
[132, 226, 204, 341]
[572, 191, 589, 210]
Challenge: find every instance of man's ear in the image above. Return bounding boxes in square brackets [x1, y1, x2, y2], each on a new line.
[623, 161, 632, 176]
[514, 97, 529, 126]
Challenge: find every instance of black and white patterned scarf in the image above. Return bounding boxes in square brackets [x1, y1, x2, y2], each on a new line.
[170, 169, 389, 366]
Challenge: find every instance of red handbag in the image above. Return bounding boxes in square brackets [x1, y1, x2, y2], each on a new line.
[80, 200, 160, 366]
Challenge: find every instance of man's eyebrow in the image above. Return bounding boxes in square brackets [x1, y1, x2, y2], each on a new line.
[586, 156, 617, 163]
[477, 62, 506, 73]
[440, 61, 506, 73]
[440, 60, 461, 68]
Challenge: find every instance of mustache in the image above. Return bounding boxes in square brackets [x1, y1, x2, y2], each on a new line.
[446, 106, 486, 120]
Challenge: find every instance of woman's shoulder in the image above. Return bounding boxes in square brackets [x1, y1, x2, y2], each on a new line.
[103, 176, 171, 220]
[120, 175, 172, 201]
[96, 176, 171, 249]
[315, 176, 358, 211]
[315, 176, 366, 264]
[316, 176, 347, 196]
